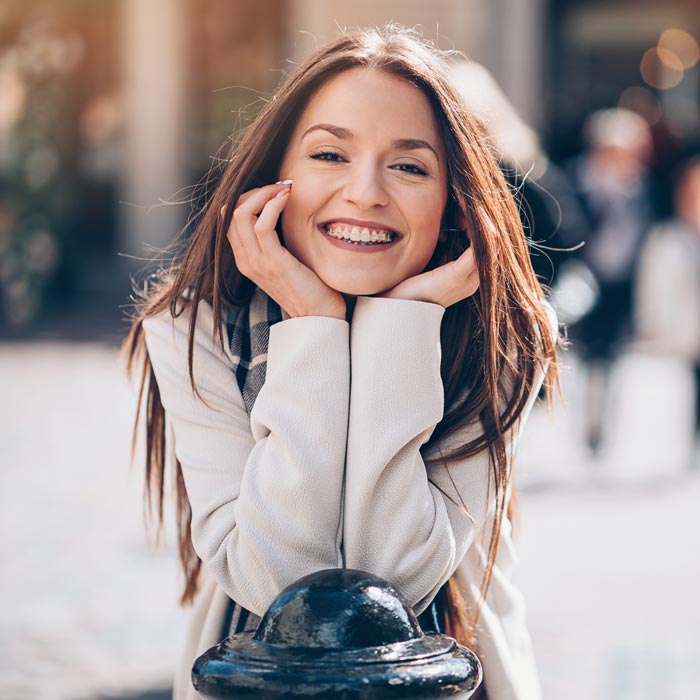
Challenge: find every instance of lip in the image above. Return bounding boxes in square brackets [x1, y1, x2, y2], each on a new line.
[318, 218, 403, 238]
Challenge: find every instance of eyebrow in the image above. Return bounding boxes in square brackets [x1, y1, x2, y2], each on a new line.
[300, 123, 440, 161]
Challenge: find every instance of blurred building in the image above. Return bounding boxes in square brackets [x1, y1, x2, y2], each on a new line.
[548, 0, 700, 160]
[1, 0, 699, 328]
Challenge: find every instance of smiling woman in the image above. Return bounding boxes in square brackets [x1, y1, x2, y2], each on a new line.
[122, 24, 559, 700]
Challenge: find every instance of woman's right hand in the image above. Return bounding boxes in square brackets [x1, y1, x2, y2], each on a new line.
[223, 183, 346, 320]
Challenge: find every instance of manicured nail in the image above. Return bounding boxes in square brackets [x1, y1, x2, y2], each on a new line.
[275, 179, 293, 185]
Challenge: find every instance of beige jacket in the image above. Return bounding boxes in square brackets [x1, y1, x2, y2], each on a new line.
[143, 295, 548, 700]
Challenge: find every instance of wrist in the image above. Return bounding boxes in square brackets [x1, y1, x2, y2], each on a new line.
[287, 303, 346, 320]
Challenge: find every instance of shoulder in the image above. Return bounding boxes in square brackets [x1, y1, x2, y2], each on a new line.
[143, 297, 213, 336]
[142, 299, 236, 375]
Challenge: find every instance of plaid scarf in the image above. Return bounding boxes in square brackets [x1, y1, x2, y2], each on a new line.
[224, 287, 286, 415]
[219, 287, 287, 637]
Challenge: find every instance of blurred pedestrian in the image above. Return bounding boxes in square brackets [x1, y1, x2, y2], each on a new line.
[123, 26, 559, 700]
[636, 152, 700, 468]
[567, 108, 654, 454]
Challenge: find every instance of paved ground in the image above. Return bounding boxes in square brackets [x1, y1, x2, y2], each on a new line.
[515, 351, 700, 700]
[0, 340, 186, 700]
[1, 340, 698, 699]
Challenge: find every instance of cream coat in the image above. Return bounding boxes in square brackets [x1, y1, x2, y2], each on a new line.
[143, 295, 549, 700]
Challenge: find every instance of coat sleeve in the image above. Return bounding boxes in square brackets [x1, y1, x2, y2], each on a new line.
[343, 296, 547, 614]
[142, 301, 350, 615]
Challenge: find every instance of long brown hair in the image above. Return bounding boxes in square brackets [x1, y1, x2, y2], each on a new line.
[123, 24, 559, 649]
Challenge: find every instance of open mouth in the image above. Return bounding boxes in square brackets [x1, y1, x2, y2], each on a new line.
[321, 222, 400, 246]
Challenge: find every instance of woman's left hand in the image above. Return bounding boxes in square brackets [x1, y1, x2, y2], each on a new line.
[379, 241, 479, 308]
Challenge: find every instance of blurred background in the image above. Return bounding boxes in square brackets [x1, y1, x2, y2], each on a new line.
[1, 1, 699, 698]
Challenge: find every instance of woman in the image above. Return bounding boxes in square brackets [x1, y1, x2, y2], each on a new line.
[124, 25, 559, 700]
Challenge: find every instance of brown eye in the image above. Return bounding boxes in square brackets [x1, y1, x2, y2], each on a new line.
[309, 151, 345, 162]
[394, 163, 428, 176]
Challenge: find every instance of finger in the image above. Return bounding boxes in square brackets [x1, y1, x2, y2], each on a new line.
[230, 188, 282, 256]
[226, 202, 262, 261]
[233, 187, 264, 210]
[226, 215, 257, 268]
[223, 187, 268, 256]
[455, 258, 480, 298]
[235, 183, 290, 222]
[232, 185, 290, 256]
[463, 267, 480, 297]
[391, 266, 446, 301]
[222, 190, 259, 258]
[254, 188, 290, 252]
[451, 246, 476, 277]
[430, 251, 479, 303]
[220, 187, 263, 219]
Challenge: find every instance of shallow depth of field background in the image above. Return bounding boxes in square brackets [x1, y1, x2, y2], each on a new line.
[1, 1, 699, 699]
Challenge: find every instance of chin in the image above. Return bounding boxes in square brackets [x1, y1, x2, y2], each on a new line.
[318, 270, 400, 297]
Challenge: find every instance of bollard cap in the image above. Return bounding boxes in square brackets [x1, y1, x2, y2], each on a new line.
[254, 568, 423, 649]
[192, 569, 482, 699]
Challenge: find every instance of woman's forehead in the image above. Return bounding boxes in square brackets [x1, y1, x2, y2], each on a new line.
[294, 68, 443, 150]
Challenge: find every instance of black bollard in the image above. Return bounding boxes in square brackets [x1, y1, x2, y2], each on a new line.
[192, 569, 482, 699]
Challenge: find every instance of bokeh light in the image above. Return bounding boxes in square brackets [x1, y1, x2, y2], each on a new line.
[640, 47, 684, 89]
[80, 95, 120, 144]
[0, 68, 27, 132]
[658, 28, 700, 69]
[657, 46, 685, 73]
[618, 86, 662, 125]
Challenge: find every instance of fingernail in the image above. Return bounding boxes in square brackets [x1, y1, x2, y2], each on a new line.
[275, 179, 293, 185]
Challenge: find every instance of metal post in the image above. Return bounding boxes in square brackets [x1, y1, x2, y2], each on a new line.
[192, 569, 482, 699]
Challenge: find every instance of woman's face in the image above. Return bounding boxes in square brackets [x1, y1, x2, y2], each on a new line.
[278, 68, 449, 295]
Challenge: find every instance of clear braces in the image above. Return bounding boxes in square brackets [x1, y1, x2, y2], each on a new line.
[325, 226, 394, 244]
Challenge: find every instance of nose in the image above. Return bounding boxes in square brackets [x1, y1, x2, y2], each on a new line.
[341, 160, 390, 209]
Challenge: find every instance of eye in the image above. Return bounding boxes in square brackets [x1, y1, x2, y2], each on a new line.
[393, 163, 429, 177]
[309, 151, 345, 162]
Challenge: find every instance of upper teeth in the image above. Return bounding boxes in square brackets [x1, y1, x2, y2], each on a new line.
[325, 225, 393, 243]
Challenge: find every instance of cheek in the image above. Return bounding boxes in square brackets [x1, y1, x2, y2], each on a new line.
[412, 201, 443, 248]
[416, 235, 440, 270]
[281, 183, 309, 223]
[279, 187, 320, 259]
[403, 200, 444, 272]
[401, 230, 440, 277]
[281, 174, 335, 236]
[285, 178, 324, 220]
